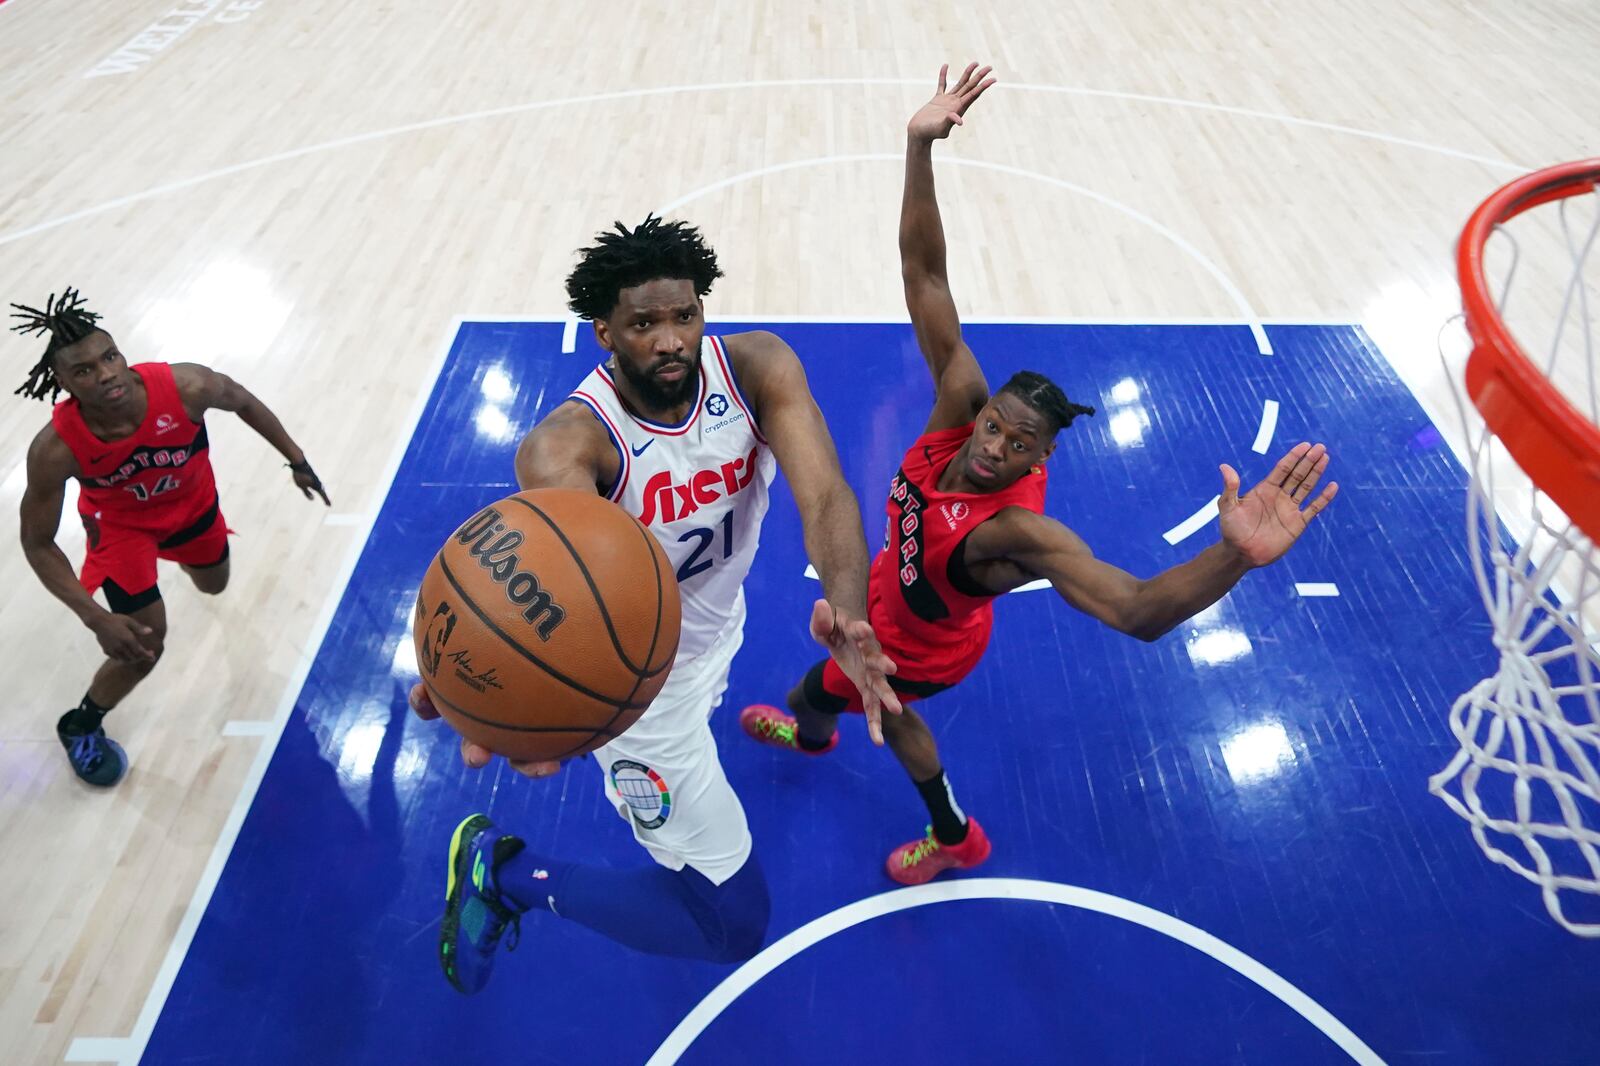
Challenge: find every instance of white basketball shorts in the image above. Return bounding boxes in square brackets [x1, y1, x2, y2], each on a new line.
[591, 591, 752, 885]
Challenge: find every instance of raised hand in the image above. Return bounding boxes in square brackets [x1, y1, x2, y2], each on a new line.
[1218, 442, 1339, 567]
[908, 62, 996, 143]
[809, 599, 902, 746]
[408, 682, 562, 779]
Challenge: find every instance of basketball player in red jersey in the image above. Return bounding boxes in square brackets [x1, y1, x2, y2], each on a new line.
[13, 290, 328, 787]
[742, 64, 1341, 884]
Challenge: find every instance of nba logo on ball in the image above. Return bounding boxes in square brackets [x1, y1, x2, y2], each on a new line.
[704, 393, 729, 417]
[610, 759, 672, 829]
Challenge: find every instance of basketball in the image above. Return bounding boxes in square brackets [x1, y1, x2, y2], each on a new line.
[413, 487, 680, 762]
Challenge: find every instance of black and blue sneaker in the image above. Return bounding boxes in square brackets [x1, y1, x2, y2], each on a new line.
[440, 813, 528, 994]
[57, 711, 127, 787]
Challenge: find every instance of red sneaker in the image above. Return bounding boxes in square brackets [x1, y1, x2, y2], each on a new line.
[885, 818, 991, 885]
[738, 704, 838, 755]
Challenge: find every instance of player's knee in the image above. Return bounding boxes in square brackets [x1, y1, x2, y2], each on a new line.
[187, 563, 230, 595]
[130, 638, 165, 673]
[881, 704, 920, 738]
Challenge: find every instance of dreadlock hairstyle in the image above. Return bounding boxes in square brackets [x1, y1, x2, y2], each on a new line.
[10, 288, 104, 402]
[997, 369, 1098, 435]
[565, 215, 723, 321]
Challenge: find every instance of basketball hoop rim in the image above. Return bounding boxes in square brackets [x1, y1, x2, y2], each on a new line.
[1457, 158, 1600, 542]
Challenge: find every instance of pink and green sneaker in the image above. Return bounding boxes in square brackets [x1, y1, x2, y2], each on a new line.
[738, 704, 838, 755]
[886, 818, 991, 885]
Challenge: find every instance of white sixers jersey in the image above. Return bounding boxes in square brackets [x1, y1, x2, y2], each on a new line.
[569, 336, 775, 661]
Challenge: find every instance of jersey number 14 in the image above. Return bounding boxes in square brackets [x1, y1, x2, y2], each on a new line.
[124, 475, 181, 501]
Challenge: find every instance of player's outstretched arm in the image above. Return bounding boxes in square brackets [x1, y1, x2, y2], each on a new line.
[983, 442, 1338, 641]
[513, 402, 620, 494]
[172, 363, 330, 504]
[902, 62, 997, 435]
[729, 330, 903, 744]
[18, 428, 156, 661]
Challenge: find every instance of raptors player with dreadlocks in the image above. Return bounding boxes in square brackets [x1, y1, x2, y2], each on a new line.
[13, 289, 329, 787]
[742, 64, 1341, 884]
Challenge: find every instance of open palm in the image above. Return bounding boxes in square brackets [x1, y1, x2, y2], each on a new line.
[809, 599, 902, 746]
[1218, 442, 1338, 567]
[908, 62, 996, 142]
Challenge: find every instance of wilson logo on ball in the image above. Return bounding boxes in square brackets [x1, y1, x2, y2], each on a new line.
[454, 508, 568, 639]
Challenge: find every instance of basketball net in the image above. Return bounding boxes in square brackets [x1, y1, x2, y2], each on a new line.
[1429, 161, 1600, 935]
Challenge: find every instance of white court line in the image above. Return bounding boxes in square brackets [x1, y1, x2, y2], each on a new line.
[645, 877, 1385, 1066]
[1253, 399, 1281, 454]
[1003, 83, 1521, 172]
[1296, 582, 1341, 597]
[656, 154, 1275, 356]
[220, 720, 273, 737]
[65, 316, 463, 1066]
[1163, 495, 1221, 544]
[0, 79, 1523, 249]
[561, 316, 578, 353]
[62, 1037, 129, 1064]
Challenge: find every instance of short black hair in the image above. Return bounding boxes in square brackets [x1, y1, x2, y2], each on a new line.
[9, 288, 104, 402]
[997, 369, 1097, 435]
[564, 214, 723, 321]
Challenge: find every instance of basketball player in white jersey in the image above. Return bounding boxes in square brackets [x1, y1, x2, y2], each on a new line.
[410, 215, 901, 993]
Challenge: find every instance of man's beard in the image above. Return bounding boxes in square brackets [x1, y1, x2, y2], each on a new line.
[615, 352, 699, 410]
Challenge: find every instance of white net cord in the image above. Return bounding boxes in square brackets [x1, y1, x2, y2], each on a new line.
[1429, 184, 1600, 936]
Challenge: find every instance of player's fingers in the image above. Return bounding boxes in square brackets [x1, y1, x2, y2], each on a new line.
[863, 701, 885, 746]
[1291, 451, 1329, 503]
[959, 66, 994, 106]
[460, 736, 492, 769]
[1267, 442, 1311, 489]
[877, 683, 904, 717]
[936, 63, 948, 93]
[1218, 464, 1240, 510]
[409, 682, 441, 719]
[809, 599, 835, 644]
[317, 486, 332, 506]
[955, 61, 979, 91]
[964, 76, 997, 109]
[510, 758, 562, 779]
[1285, 443, 1324, 490]
[1303, 482, 1339, 521]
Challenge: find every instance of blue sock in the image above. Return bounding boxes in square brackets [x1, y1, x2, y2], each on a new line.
[494, 842, 769, 963]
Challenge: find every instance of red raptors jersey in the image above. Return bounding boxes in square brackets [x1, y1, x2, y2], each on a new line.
[868, 422, 1048, 683]
[52, 362, 218, 532]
